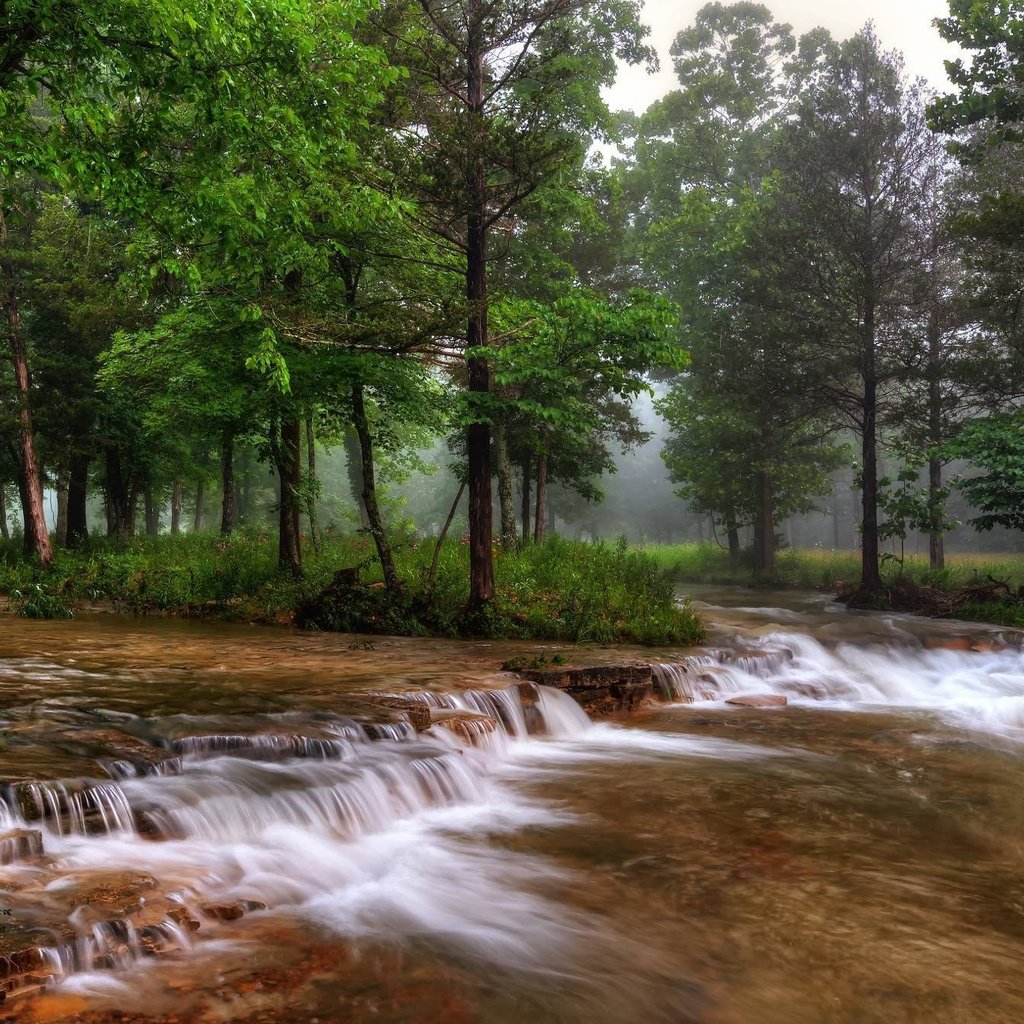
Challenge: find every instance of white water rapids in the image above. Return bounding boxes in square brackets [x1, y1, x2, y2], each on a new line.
[0, 682, 777, 1000]
[654, 632, 1024, 741]
[5, 610, 1024, 1020]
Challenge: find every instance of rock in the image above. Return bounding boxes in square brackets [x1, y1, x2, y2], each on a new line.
[0, 829, 42, 865]
[200, 899, 266, 922]
[725, 694, 788, 708]
[923, 635, 973, 651]
[516, 663, 653, 716]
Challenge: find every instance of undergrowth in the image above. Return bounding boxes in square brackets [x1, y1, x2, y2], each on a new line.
[0, 532, 705, 646]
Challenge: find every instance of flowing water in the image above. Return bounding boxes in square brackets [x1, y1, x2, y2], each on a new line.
[0, 597, 1023, 1023]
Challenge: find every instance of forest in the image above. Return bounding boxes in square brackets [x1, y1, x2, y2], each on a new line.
[10, 4, 1024, 1023]
[3, 0, 1024, 636]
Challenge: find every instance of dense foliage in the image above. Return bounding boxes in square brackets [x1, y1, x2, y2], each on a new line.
[3, 0, 1024, 634]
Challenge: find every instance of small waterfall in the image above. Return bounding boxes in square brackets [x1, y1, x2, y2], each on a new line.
[169, 733, 359, 760]
[2, 780, 137, 836]
[652, 657, 719, 702]
[38, 914, 195, 983]
[101, 757, 184, 780]
[133, 751, 487, 843]
[0, 675, 770, 1009]
[655, 634, 1024, 738]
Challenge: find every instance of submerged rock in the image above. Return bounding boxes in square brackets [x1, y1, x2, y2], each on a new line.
[725, 694, 788, 708]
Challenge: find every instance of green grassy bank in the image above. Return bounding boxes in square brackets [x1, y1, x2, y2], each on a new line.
[0, 533, 705, 647]
[641, 543, 1024, 628]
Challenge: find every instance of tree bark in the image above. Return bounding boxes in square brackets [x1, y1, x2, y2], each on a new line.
[533, 452, 548, 545]
[15, 466, 35, 555]
[520, 456, 531, 545]
[1, 206, 52, 567]
[494, 421, 517, 548]
[277, 417, 303, 576]
[104, 447, 137, 542]
[927, 306, 945, 572]
[928, 455, 945, 572]
[860, 374, 882, 594]
[342, 430, 369, 528]
[305, 414, 320, 554]
[726, 510, 740, 562]
[0, 482, 8, 540]
[352, 384, 400, 594]
[755, 471, 775, 580]
[220, 427, 235, 536]
[170, 479, 182, 536]
[194, 478, 205, 532]
[464, 18, 494, 611]
[67, 456, 89, 546]
[55, 468, 69, 547]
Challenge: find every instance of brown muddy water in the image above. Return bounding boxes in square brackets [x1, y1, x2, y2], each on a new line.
[0, 592, 1023, 1024]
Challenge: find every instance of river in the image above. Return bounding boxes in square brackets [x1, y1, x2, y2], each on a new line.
[1, 589, 1023, 1023]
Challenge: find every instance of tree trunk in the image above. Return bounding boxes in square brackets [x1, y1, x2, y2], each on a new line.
[55, 468, 69, 547]
[533, 452, 548, 545]
[0, 482, 8, 541]
[170, 479, 182, 535]
[928, 455, 945, 572]
[494, 422, 517, 548]
[104, 447, 137, 542]
[220, 428, 235, 536]
[343, 430, 369, 528]
[860, 375, 882, 594]
[144, 486, 160, 536]
[194, 479, 205, 532]
[352, 384, 400, 594]
[67, 456, 89, 546]
[305, 414, 320, 554]
[755, 471, 775, 580]
[428, 481, 467, 593]
[1, 206, 52, 567]
[238, 449, 252, 526]
[277, 417, 302, 576]
[465, 26, 494, 611]
[927, 307, 945, 572]
[15, 466, 35, 555]
[520, 456, 531, 545]
[726, 510, 740, 562]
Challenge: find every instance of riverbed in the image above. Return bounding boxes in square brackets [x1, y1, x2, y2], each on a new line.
[1, 591, 1023, 1023]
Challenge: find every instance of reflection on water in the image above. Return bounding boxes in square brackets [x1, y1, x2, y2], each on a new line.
[0, 604, 1022, 1023]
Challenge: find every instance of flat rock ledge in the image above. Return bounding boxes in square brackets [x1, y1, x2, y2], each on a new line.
[514, 663, 653, 715]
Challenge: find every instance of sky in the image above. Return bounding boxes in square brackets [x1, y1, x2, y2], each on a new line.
[605, 0, 963, 113]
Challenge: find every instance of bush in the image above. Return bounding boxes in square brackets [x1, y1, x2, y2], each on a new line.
[0, 532, 706, 646]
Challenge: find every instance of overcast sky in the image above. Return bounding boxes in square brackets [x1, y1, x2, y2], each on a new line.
[605, 0, 963, 113]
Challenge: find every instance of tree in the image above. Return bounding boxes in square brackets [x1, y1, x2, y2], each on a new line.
[490, 289, 684, 543]
[1, 0, 390, 568]
[376, 0, 654, 611]
[949, 413, 1024, 533]
[778, 28, 933, 597]
[629, 3, 840, 578]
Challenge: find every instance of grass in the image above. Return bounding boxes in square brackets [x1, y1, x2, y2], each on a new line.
[642, 542, 1024, 627]
[643, 542, 1024, 589]
[0, 531, 706, 646]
